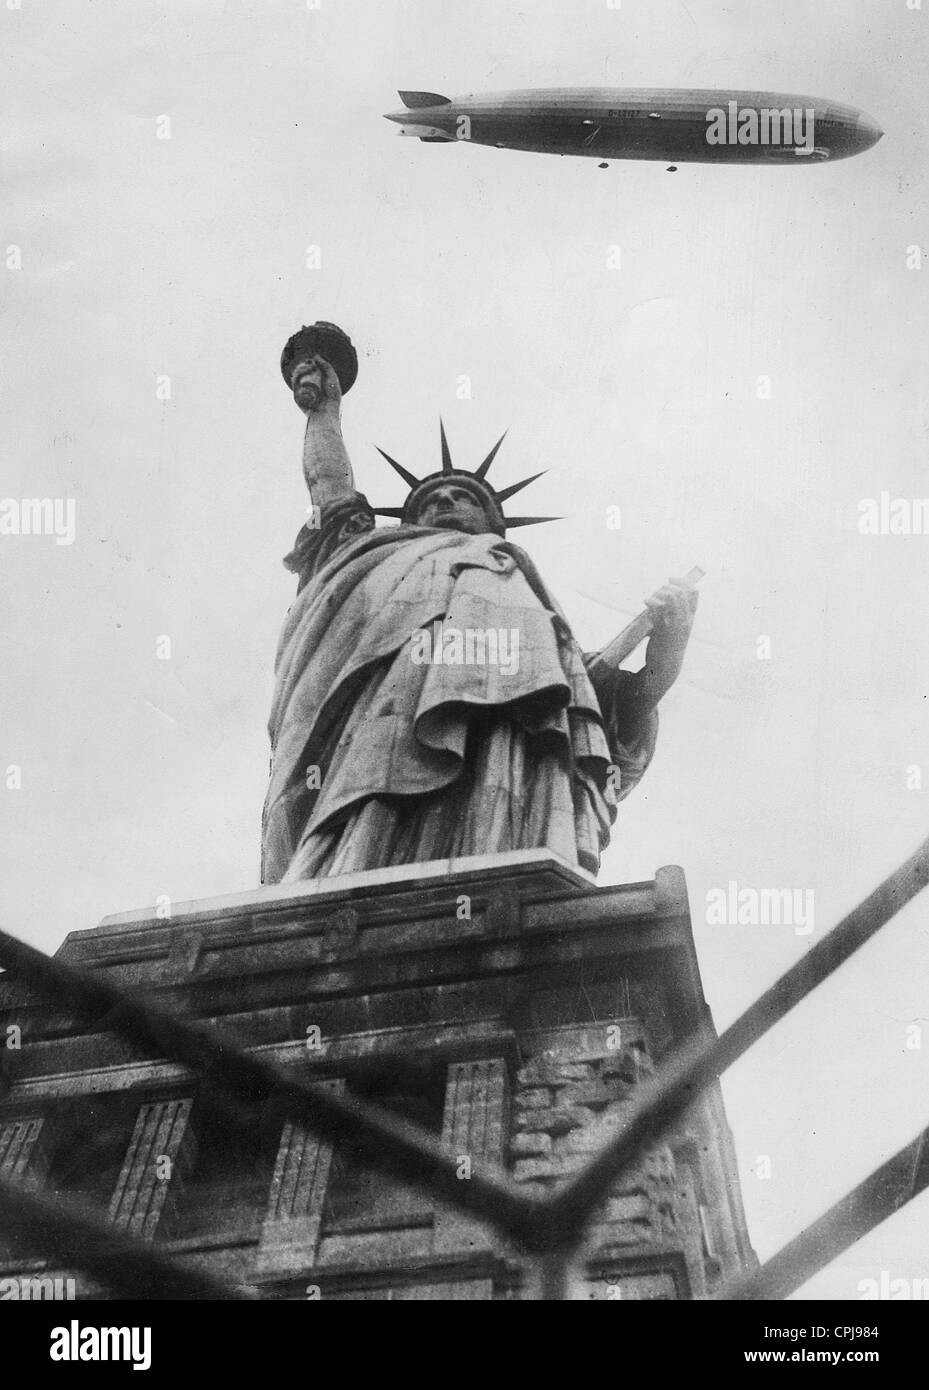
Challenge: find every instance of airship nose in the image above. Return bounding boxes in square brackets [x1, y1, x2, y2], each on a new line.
[856, 111, 884, 149]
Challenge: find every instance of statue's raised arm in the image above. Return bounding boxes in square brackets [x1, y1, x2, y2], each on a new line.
[280, 322, 359, 508]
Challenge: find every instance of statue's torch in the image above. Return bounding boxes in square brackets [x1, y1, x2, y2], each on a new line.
[280, 321, 359, 412]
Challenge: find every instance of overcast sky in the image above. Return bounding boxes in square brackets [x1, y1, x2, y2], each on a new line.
[3, 0, 929, 1298]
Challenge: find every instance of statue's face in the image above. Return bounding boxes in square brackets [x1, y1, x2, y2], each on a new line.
[414, 483, 491, 535]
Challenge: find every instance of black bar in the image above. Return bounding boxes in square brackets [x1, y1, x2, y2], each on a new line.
[721, 1127, 929, 1299]
[546, 836, 929, 1246]
[0, 1176, 256, 1300]
[0, 927, 541, 1247]
[2, 832, 926, 1276]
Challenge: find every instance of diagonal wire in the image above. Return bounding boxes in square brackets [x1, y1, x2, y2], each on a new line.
[0, 833, 926, 1286]
[0, 1175, 257, 1300]
[719, 1123, 929, 1300]
[0, 926, 543, 1249]
[542, 835, 929, 1249]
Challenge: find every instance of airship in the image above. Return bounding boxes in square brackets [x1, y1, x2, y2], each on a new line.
[383, 88, 883, 166]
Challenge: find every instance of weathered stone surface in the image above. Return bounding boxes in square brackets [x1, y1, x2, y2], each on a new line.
[514, 1087, 551, 1110]
[509, 1131, 552, 1157]
[643, 1147, 676, 1183]
[607, 1168, 651, 1197]
[0, 1117, 47, 1191]
[512, 1156, 566, 1182]
[515, 1105, 590, 1136]
[601, 1046, 655, 1083]
[547, 1100, 638, 1158]
[594, 1223, 654, 1250]
[512, 1178, 550, 1201]
[441, 1059, 507, 1164]
[255, 1077, 346, 1276]
[516, 1057, 593, 1087]
[602, 1098, 635, 1122]
[556, 1080, 633, 1107]
[435, 1057, 508, 1255]
[604, 1194, 652, 1223]
[108, 1098, 193, 1240]
[554, 1128, 615, 1157]
[317, 1227, 432, 1268]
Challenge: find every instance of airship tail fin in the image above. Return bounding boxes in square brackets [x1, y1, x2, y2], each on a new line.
[399, 90, 451, 108]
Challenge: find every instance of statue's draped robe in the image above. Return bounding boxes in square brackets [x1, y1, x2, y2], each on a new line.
[261, 498, 657, 883]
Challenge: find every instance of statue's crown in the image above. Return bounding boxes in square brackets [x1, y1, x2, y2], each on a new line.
[373, 422, 558, 536]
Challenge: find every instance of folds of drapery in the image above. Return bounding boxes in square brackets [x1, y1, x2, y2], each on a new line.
[262, 525, 657, 884]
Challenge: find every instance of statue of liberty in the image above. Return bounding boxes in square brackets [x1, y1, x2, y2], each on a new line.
[261, 323, 698, 885]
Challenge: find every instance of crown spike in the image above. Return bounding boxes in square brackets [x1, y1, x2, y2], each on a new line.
[495, 470, 546, 503]
[440, 419, 453, 474]
[503, 515, 561, 529]
[375, 446, 421, 489]
[474, 429, 509, 480]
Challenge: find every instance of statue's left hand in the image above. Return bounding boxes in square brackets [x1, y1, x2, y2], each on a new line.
[642, 577, 698, 695]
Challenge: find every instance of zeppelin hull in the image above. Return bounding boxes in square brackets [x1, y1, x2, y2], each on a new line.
[385, 88, 883, 166]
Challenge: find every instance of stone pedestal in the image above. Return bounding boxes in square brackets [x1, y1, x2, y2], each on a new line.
[0, 850, 756, 1299]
